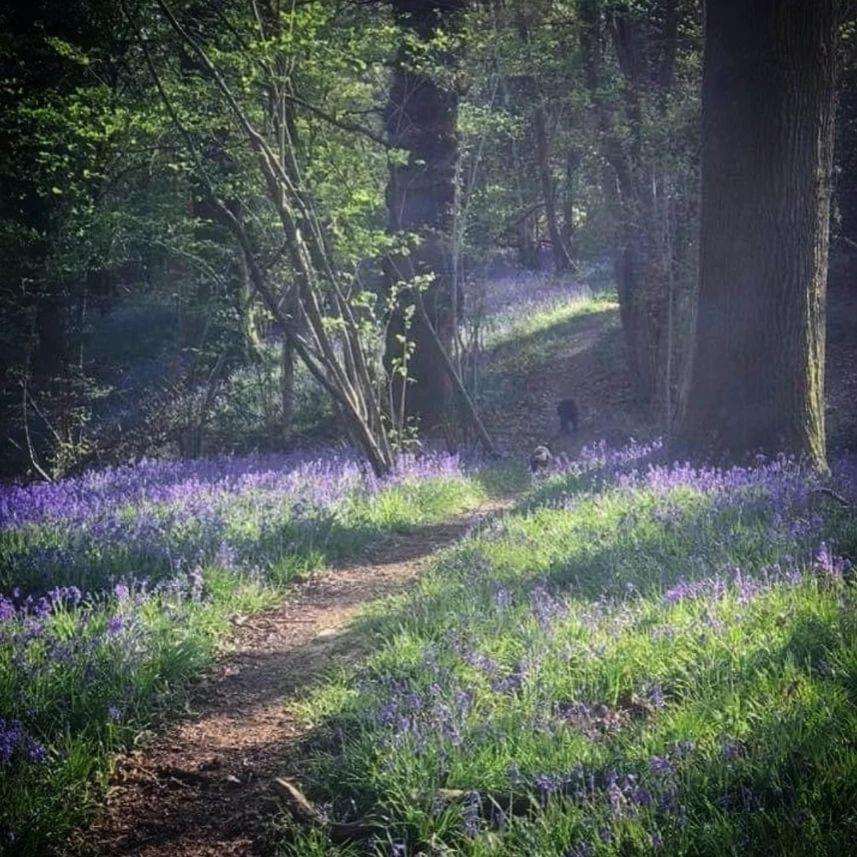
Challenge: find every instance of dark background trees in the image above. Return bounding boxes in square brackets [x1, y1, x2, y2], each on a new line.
[1, 0, 854, 480]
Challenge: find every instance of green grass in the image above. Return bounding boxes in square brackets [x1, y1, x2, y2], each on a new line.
[0, 569, 271, 855]
[485, 293, 619, 375]
[0, 470, 489, 855]
[276, 463, 857, 856]
[0, 473, 491, 595]
[486, 292, 618, 348]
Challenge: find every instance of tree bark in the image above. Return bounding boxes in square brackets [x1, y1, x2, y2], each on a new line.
[674, 0, 837, 468]
[579, 0, 651, 399]
[281, 337, 295, 435]
[533, 104, 575, 273]
[580, 0, 679, 406]
[561, 147, 581, 263]
[384, 0, 465, 431]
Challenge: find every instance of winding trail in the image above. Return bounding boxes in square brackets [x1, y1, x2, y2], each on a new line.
[78, 299, 653, 856]
[76, 272, 857, 857]
[82, 501, 508, 856]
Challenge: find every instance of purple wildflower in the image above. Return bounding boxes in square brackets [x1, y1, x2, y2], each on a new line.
[462, 790, 482, 837]
[663, 581, 693, 605]
[494, 588, 512, 608]
[632, 786, 653, 806]
[671, 739, 695, 758]
[649, 756, 674, 776]
[0, 719, 46, 767]
[722, 740, 744, 761]
[644, 684, 667, 709]
[533, 772, 566, 800]
[814, 542, 850, 580]
[26, 739, 47, 763]
[106, 615, 125, 636]
[530, 584, 568, 633]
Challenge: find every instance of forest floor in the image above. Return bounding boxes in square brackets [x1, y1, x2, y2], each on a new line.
[81, 499, 511, 856]
[77, 278, 857, 856]
[479, 297, 653, 457]
[76, 286, 622, 855]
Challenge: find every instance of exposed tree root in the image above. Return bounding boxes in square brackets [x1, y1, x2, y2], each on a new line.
[810, 486, 852, 507]
[272, 778, 378, 843]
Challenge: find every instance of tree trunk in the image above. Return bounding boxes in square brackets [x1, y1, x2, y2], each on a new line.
[609, 6, 672, 406]
[561, 148, 581, 262]
[579, 0, 651, 399]
[384, 0, 464, 431]
[33, 293, 65, 382]
[281, 336, 295, 436]
[580, 0, 679, 406]
[533, 104, 575, 273]
[674, 0, 837, 468]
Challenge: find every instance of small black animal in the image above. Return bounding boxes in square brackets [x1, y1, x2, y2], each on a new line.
[530, 445, 552, 473]
[557, 398, 579, 435]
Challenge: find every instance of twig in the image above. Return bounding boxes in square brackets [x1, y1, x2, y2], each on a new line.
[810, 487, 852, 507]
[21, 380, 53, 483]
[271, 778, 376, 843]
[282, 92, 390, 149]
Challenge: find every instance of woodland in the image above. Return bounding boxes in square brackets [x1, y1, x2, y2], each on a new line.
[1, 1, 856, 855]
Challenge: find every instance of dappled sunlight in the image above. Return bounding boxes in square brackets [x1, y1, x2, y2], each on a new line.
[2, 0, 854, 852]
[282, 447, 857, 854]
[0, 450, 487, 851]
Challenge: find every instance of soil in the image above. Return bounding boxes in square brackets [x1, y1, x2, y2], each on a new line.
[485, 307, 656, 459]
[79, 503, 508, 856]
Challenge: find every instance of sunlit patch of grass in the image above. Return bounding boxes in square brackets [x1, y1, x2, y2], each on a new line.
[278, 457, 857, 855]
[474, 291, 622, 426]
[347, 476, 486, 535]
[485, 291, 619, 350]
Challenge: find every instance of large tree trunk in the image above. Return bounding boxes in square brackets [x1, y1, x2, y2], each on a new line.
[675, 0, 837, 467]
[33, 293, 66, 382]
[561, 148, 581, 263]
[385, 0, 464, 431]
[579, 1, 653, 400]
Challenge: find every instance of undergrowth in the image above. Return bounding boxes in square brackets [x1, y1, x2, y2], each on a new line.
[0, 452, 490, 854]
[278, 448, 857, 856]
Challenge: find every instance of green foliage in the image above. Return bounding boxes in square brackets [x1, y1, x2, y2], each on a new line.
[0, 573, 271, 855]
[0, 0, 706, 472]
[0, 0, 405, 475]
